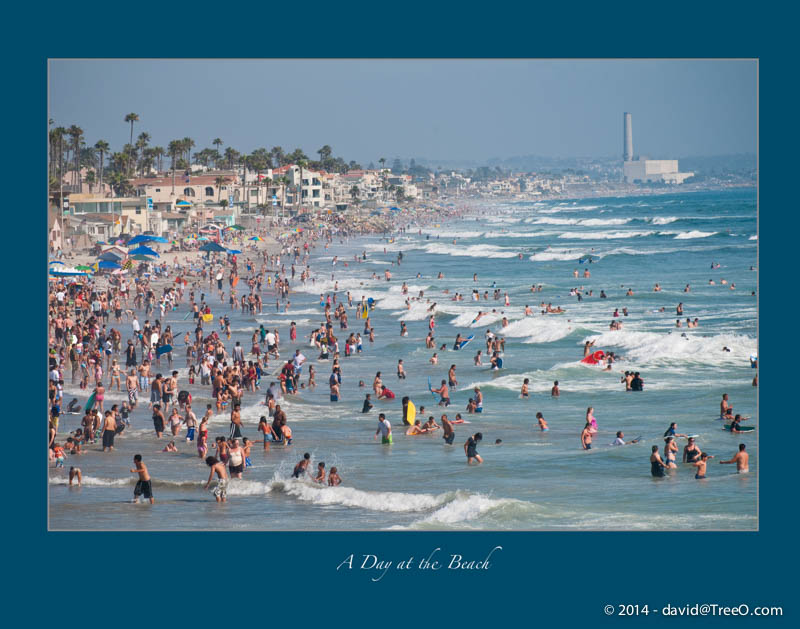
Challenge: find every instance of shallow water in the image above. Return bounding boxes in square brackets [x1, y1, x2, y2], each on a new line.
[50, 188, 758, 530]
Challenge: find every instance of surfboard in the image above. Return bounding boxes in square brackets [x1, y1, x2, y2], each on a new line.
[428, 377, 437, 398]
[202, 313, 214, 322]
[232, 276, 239, 288]
[84, 391, 97, 412]
[724, 424, 755, 432]
[156, 344, 172, 356]
[458, 334, 474, 350]
[406, 401, 416, 426]
[183, 310, 194, 320]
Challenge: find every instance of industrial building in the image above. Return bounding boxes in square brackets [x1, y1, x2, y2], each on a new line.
[622, 112, 693, 184]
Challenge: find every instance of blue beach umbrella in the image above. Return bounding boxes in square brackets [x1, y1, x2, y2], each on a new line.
[98, 260, 122, 270]
[128, 245, 160, 258]
[199, 241, 227, 253]
[227, 249, 242, 255]
[128, 234, 154, 245]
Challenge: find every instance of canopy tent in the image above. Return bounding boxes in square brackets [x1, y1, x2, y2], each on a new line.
[98, 260, 122, 270]
[147, 236, 169, 243]
[50, 266, 91, 277]
[128, 245, 160, 258]
[129, 255, 152, 261]
[98, 251, 122, 262]
[176, 200, 192, 207]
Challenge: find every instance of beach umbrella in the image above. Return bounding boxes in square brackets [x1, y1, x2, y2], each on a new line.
[98, 260, 122, 270]
[75, 265, 93, 271]
[176, 200, 192, 207]
[229, 224, 245, 231]
[249, 236, 263, 241]
[148, 236, 169, 243]
[127, 234, 154, 245]
[129, 245, 160, 258]
[199, 241, 227, 253]
[129, 255, 151, 261]
[389, 206, 402, 212]
[49, 260, 65, 266]
[198, 236, 209, 241]
[227, 249, 242, 255]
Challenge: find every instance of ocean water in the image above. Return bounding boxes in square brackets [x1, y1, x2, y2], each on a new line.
[49, 188, 758, 531]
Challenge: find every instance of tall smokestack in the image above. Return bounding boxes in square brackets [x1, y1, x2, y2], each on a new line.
[623, 112, 633, 162]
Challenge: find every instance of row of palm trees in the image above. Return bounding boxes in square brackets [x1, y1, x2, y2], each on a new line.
[49, 112, 366, 208]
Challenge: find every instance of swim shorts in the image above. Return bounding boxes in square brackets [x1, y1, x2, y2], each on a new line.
[213, 479, 227, 498]
[186, 427, 196, 441]
[443, 433, 455, 445]
[229, 463, 243, 475]
[382, 436, 393, 445]
[134, 480, 153, 499]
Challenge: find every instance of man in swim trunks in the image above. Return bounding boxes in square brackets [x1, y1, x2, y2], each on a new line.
[375, 413, 392, 444]
[441, 414, 455, 444]
[130, 454, 154, 504]
[205, 456, 228, 502]
[432, 380, 450, 406]
[720, 393, 732, 419]
[719, 443, 749, 473]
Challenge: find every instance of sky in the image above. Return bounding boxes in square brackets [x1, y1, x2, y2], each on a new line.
[48, 59, 756, 164]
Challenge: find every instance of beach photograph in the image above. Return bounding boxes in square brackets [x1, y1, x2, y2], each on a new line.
[47, 59, 757, 531]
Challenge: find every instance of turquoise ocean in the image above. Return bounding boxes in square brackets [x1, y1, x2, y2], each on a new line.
[49, 188, 757, 531]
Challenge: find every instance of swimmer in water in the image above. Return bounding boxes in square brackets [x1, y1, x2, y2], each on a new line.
[536, 412, 548, 431]
[521, 378, 529, 398]
[693, 452, 714, 479]
[719, 443, 749, 473]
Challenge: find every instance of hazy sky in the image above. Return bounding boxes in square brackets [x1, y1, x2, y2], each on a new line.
[48, 59, 756, 163]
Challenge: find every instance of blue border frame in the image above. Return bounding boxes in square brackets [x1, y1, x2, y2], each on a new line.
[10, 4, 791, 625]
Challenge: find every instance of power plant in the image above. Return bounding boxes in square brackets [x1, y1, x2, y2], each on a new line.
[622, 112, 693, 184]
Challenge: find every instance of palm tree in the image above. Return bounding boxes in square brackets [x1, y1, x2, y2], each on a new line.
[181, 137, 195, 168]
[224, 147, 239, 170]
[136, 132, 151, 175]
[67, 125, 83, 190]
[168, 140, 181, 195]
[151, 146, 165, 173]
[213, 137, 223, 157]
[350, 185, 360, 204]
[379, 157, 386, 171]
[85, 169, 96, 193]
[215, 176, 227, 203]
[94, 140, 109, 195]
[240, 153, 249, 211]
[124, 113, 139, 173]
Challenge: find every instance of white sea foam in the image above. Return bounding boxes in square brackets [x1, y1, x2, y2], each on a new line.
[749, 235, 757, 241]
[673, 230, 717, 239]
[529, 248, 582, 261]
[583, 330, 756, 366]
[420, 243, 520, 258]
[497, 317, 581, 343]
[558, 230, 656, 240]
[647, 216, 679, 225]
[273, 480, 452, 512]
[530, 217, 630, 226]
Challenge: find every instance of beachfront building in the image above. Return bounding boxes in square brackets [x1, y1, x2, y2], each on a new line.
[48, 209, 64, 253]
[130, 173, 239, 206]
[275, 164, 325, 209]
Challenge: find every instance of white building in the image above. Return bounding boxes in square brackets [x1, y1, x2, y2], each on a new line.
[623, 159, 693, 184]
